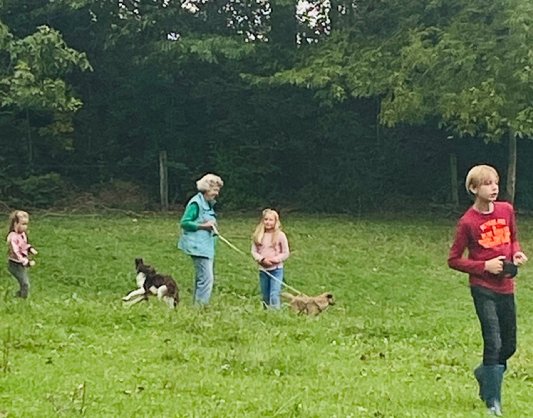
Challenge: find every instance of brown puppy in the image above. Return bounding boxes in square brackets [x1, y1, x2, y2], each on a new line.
[282, 292, 335, 316]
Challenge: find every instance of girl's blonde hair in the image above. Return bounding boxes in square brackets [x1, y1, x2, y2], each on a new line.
[7, 210, 29, 235]
[465, 165, 499, 195]
[196, 173, 224, 192]
[252, 209, 282, 246]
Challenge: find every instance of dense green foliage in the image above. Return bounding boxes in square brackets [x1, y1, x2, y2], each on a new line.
[0, 1, 532, 212]
[0, 213, 532, 416]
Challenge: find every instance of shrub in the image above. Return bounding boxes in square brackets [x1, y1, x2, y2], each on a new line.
[93, 180, 149, 211]
[7, 173, 68, 208]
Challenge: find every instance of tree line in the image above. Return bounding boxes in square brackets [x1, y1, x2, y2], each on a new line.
[1, 0, 532, 212]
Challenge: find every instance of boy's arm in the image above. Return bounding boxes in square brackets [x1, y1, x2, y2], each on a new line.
[509, 205, 527, 264]
[180, 203, 200, 231]
[509, 204, 522, 255]
[447, 222, 485, 275]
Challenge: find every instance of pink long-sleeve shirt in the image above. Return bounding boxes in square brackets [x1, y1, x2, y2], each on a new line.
[251, 231, 290, 271]
[7, 231, 32, 266]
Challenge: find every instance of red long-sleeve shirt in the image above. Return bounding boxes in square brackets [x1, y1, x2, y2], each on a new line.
[448, 201, 521, 294]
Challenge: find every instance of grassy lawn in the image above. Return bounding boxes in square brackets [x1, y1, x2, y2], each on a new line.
[1, 212, 532, 417]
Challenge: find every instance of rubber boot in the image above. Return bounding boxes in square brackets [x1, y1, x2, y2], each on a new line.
[482, 365, 505, 416]
[474, 364, 485, 401]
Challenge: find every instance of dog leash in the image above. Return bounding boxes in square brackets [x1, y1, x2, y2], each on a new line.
[212, 225, 307, 296]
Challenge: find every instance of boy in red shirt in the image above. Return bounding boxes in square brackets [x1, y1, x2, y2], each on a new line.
[448, 165, 527, 416]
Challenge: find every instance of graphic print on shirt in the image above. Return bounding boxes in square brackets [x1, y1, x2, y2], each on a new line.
[478, 218, 511, 248]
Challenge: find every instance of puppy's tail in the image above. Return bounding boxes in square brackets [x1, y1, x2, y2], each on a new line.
[281, 292, 295, 301]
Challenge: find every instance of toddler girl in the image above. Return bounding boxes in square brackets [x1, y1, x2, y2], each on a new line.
[6, 210, 38, 298]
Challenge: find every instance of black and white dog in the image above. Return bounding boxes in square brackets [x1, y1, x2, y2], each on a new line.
[122, 258, 180, 309]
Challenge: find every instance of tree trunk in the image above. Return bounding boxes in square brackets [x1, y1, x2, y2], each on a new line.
[26, 109, 33, 170]
[159, 151, 169, 211]
[449, 153, 458, 208]
[505, 131, 517, 203]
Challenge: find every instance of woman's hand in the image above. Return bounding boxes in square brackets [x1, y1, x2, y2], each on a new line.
[200, 221, 216, 231]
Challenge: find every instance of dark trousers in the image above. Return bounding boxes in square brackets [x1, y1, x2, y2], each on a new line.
[471, 286, 516, 366]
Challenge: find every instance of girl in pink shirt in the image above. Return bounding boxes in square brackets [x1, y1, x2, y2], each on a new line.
[6, 210, 38, 298]
[251, 209, 290, 309]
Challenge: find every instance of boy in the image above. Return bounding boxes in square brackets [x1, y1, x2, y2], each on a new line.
[448, 165, 527, 416]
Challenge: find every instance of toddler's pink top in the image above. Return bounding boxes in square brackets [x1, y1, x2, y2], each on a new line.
[7, 231, 31, 266]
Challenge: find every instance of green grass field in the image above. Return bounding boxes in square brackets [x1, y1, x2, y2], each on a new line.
[1, 213, 532, 417]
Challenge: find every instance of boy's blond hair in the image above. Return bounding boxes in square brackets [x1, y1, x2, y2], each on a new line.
[465, 165, 499, 195]
[196, 173, 224, 192]
[252, 209, 282, 246]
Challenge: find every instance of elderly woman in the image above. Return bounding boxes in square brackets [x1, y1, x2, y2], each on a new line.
[178, 173, 224, 305]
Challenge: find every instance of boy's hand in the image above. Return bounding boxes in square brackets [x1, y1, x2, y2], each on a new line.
[513, 251, 528, 266]
[28, 260, 36, 267]
[484, 256, 505, 275]
[30, 247, 38, 255]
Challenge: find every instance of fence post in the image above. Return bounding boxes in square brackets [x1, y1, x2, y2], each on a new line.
[159, 151, 169, 211]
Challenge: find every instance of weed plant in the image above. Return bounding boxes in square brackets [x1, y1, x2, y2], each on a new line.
[0, 213, 532, 417]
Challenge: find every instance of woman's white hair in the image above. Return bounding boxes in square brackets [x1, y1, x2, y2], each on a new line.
[196, 173, 224, 192]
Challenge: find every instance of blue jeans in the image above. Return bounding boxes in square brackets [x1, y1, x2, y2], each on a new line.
[259, 268, 283, 309]
[471, 286, 516, 366]
[191, 256, 214, 305]
[8, 260, 30, 298]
